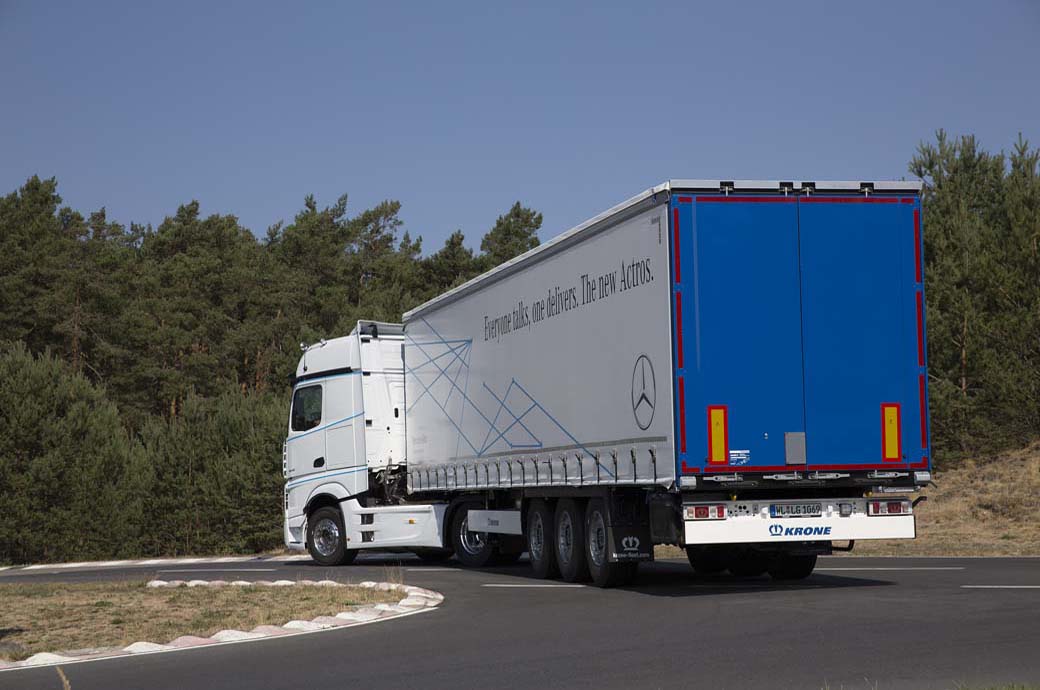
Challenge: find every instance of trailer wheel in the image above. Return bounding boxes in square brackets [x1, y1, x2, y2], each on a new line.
[685, 546, 729, 575]
[554, 499, 589, 582]
[527, 499, 558, 579]
[728, 550, 769, 577]
[584, 498, 637, 588]
[306, 506, 358, 566]
[451, 503, 496, 568]
[768, 554, 817, 580]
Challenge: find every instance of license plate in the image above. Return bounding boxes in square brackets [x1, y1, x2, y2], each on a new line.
[770, 502, 823, 518]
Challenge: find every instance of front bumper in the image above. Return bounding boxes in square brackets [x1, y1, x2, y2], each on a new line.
[684, 497, 915, 545]
[284, 512, 307, 551]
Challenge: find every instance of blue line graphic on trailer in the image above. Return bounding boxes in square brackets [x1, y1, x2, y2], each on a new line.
[405, 318, 614, 476]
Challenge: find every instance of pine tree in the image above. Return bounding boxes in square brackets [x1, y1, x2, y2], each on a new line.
[479, 202, 542, 269]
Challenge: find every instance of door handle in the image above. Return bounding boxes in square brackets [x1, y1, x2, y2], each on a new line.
[313, 457, 325, 468]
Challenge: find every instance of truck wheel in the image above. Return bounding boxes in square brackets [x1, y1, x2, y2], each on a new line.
[451, 504, 496, 568]
[554, 498, 589, 582]
[585, 498, 632, 588]
[306, 506, 358, 566]
[728, 550, 769, 577]
[527, 499, 558, 579]
[685, 546, 729, 575]
[768, 554, 817, 580]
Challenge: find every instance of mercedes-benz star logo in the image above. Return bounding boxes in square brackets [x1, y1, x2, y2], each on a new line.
[631, 354, 656, 430]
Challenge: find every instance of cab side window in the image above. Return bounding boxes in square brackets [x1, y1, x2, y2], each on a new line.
[291, 385, 322, 431]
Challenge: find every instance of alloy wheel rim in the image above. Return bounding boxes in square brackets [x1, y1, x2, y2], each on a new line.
[459, 515, 486, 556]
[313, 517, 340, 557]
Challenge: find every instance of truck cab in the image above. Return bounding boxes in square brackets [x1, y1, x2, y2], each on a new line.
[283, 322, 444, 564]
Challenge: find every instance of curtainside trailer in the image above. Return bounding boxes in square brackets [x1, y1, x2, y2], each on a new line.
[282, 180, 931, 587]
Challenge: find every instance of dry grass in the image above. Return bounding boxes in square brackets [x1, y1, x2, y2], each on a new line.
[656, 443, 1040, 559]
[852, 443, 1040, 556]
[0, 581, 396, 661]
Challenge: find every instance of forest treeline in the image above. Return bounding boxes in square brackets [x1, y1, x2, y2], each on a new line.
[1, 131, 1037, 563]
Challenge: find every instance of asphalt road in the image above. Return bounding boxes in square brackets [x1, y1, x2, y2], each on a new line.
[2, 555, 1038, 690]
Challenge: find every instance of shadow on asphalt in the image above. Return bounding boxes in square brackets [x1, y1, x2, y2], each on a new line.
[282, 554, 894, 597]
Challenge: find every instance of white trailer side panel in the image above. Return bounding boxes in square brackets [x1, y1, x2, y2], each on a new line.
[404, 202, 675, 491]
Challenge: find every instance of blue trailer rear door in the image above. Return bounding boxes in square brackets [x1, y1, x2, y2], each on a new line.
[798, 196, 928, 470]
[671, 192, 929, 476]
[671, 195, 805, 473]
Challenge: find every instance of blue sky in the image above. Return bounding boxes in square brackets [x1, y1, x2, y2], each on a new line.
[1, 1, 1037, 252]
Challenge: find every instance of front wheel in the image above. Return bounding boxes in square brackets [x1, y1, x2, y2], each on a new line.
[306, 506, 358, 566]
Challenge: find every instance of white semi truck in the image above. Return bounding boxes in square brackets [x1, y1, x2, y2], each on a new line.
[283, 180, 930, 587]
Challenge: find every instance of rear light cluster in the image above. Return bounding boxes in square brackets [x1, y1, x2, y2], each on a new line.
[686, 504, 727, 520]
[868, 499, 911, 516]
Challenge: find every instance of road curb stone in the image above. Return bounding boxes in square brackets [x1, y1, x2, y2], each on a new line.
[1, 579, 443, 672]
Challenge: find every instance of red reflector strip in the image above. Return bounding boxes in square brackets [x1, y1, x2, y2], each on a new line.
[675, 292, 684, 368]
[672, 207, 681, 283]
[678, 196, 693, 203]
[916, 291, 925, 366]
[678, 377, 687, 453]
[914, 209, 922, 283]
[919, 375, 928, 449]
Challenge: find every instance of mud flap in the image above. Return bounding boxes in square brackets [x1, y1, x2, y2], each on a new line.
[606, 491, 653, 562]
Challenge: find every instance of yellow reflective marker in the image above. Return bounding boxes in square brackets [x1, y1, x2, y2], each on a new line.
[708, 406, 728, 464]
[882, 403, 901, 462]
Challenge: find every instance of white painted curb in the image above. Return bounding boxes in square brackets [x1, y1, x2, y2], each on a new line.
[2, 553, 316, 574]
[1, 580, 443, 672]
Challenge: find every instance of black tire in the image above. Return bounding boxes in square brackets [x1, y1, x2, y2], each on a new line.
[306, 506, 357, 566]
[768, 554, 817, 581]
[584, 498, 633, 588]
[554, 498, 589, 583]
[685, 546, 729, 575]
[728, 551, 769, 577]
[527, 499, 558, 579]
[451, 503, 496, 568]
[412, 548, 454, 563]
